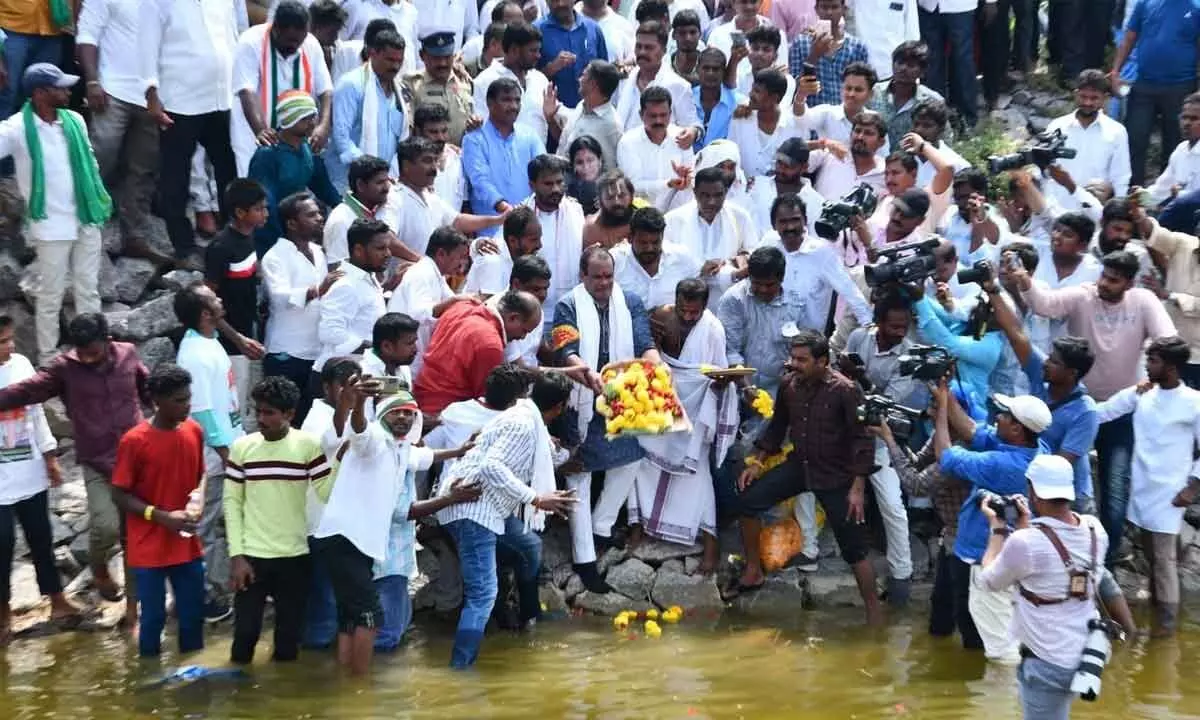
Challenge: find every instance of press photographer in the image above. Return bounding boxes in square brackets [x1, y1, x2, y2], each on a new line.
[840, 291, 922, 606]
[937, 169, 1007, 267]
[976, 455, 1127, 718]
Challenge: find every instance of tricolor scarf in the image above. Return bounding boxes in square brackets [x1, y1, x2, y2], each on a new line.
[341, 191, 376, 219]
[22, 102, 112, 226]
[261, 26, 314, 129]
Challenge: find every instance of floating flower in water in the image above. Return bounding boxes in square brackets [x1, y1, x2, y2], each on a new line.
[751, 388, 774, 419]
[613, 614, 631, 630]
[661, 608, 682, 624]
[645, 608, 659, 620]
[644, 620, 662, 638]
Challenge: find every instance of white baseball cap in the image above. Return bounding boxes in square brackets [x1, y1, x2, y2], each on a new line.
[992, 394, 1053, 434]
[1026, 454, 1075, 501]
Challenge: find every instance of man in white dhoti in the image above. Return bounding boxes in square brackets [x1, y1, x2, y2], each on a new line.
[663, 165, 755, 311]
[634, 279, 737, 572]
[1093, 336, 1200, 637]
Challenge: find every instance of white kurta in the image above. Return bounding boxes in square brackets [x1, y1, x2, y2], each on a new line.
[1095, 384, 1200, 534]
[386, 256, 456, 378]
[663, 201, 755, 311]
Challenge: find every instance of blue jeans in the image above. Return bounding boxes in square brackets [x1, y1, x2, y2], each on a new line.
[919, 9, 979, 125]
[374, 574, 412, 651]
[1017, 655, 1076, 720]
[496, 515, 543, 624]
[0, 32, 65, 117]
[1158, 189, 1200, 235]
[133, 558, 206, 657]
[1095, 414, 1134, 566]
[445, 519, 498, 668]
[302, 538, 338, 649]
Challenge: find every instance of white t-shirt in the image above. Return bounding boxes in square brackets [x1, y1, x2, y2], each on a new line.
[177, 329, 243, 474]
[0, 353, 55, 505]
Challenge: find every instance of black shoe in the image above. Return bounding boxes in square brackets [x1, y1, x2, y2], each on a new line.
[204, 600, 232, 624]
[574, 562, 613, 594]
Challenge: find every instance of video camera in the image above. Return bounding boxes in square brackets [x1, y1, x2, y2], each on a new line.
[856, 394, 925, 441]
[815, 183, 879, 240]
[988, 128, 1077, 174]
[864, 237, 941, 288]
[956, 259, 993, 286]
[897, 344, 953, 382]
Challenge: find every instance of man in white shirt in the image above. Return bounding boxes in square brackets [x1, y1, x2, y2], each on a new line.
[141, 0, 241, 267]
[747, 138, 825, 238]
[0, 65, 107, 364]
[522, 154, 586, 313]
[77, 0, 169, 267]
[342, 0, 419, 71]
[313, 218, 391, 385]
[412, 0, 479, 53]
[937, 167, 1006, 267]
[386, 136, 504, 255]
[727, 69, 805, 178]
[852, 0, 919, 79]
[472, 21, 555, 143]
[1044, 69, 1131, 208]
[261, 192, 341, 423]
[708, 0, 791, 83]
[614, 20, 700, 143]
[324, 155, 415, 268]
[578, 0, 635, 62]
[734, 26, 795, 111]
[613, 206, 700, 309]
[464, 206, 544, 295]
[1029, 211, 1103, 350]
[664, 166, 755, 309]
[232, 1, 334, 175]
[911, 98, 970, 187]
[388, 226, 470, 375]
[811, 106, 888, 201]
[1148, 94, 1200, 206]
[413, 104, 468, 212]
[616, 85, 695, 208]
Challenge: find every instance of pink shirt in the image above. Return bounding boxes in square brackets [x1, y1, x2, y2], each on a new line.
[768, 0, 817, 40]
[1022, 283, 1176, 400]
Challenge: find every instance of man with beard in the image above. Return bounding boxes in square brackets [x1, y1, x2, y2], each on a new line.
[413, 104, 467, 213]
[613, 207, 700, 309]
[1090, 198, 1156, 281]
[636, 279, 737, 572]
[232, 1, 333, 175]
[261, 192, 343, 425]
[405, 32, 477, 148]
[327, 30, 411, 195]
[323, 155, 419, 269]
[614, 21, 700, 145]
[1045, 70, 1131, 208]
[866, 139, 955, 239]
[663, 167, 754, 310]
[535, 0, 609, 108]
[523, 154, 586, 315]
[910, 99, 970, 188]
[1147, 93, 1200, 205]
[553, 247, 661, 589]
[388, 136, 504, 255]
[727, 70, 804, 178]
[465, 206, 544, 295]
[1010, 250, 1176, 566]
[388, 227, 472, 377]
[867, 40, 942, 146]
[936, 168, 1006, 268]
[616, 86, 695, 209]
[472, 22, 554, 143]
[464, 78, 547, 220]
[808, 107, 888, 201]
[747, 139, 824, 238]
[582, 170, 637, 249]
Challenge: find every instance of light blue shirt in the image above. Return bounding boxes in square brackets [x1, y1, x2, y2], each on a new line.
[693, 85, 739, 150]
[327, 68, 407, 194]
[373, 444, 434, 580]
[716, 281, 820, 398]
[462, 120, 546, 220]
[913, 296, 1005, 407]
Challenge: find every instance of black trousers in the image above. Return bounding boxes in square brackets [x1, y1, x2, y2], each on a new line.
[263, 354, 316, 427]
[978, 0, 1013, 104]
[231, 555, 312, 664]
[157, 110, 237, 257]
[1049, 0, 1115, 81]
[928, 544, 958, 637]
[947, 552, 984, 650]
[0, 490, 61, 605]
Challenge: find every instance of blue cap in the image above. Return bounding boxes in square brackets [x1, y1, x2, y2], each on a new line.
[420, 31, 456, 57]
[23, 63, 79, 93]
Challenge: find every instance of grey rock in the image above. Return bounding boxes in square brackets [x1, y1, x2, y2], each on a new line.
[102, 301, 131, 313]
[136, 336, 176, 369]
[97, 252, 119, 303]
[597, 546, 626, 575]
[631, 538, 703, 565]
[1179, 522, 1198, 550]
[541, 525, 573, 573]
[1029, 115, 1052, 133]
[0, 251, 21, 300]
[650, 566, 724, 612]
[10, 562, 43, 612]
[101, 221, 123, 255]
[1180, 569, 1200, 597]
[551, 563, 575, 589]
[143, 216, 174, 257]
[1011, 89, 1033, 106]
[1186, 505, 1200, 529]
[49, 465, 88, 515]
[993, 93, 1013, 111]
[538, 583, 568, 615]
[107, 293, 181, 342]
[412, 535, 463, 613]
[730, 568, 807, 614]
[50, 513, 74, 545]
[573, 590, 651, 616]
[660, 558, 685, 576]
[69, 531, 90, 567]
[564, 573, 585, 601]
[54, 545, 81, 576]
[605, 558, 655, 601]
[160, 269, 204, 291]
[0, 301, 35, 359]
[684, 555, 703, 575]
[114, 257, 158, 303]
[805, 573, 864, 608]
[910, 534, 932, 581]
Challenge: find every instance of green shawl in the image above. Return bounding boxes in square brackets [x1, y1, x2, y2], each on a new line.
[22, 102, 112, 226]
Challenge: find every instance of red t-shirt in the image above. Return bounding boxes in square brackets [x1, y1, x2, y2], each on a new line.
[413, 300, 506, 415]
[111, 419, 205, 568]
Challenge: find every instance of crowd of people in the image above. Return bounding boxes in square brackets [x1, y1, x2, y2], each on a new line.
[0, 0, 1198, 715]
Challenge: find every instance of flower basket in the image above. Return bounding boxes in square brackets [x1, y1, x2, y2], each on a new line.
[596, 360, 692, 439]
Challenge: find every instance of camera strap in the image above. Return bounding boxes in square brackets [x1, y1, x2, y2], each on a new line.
[1017, 518, 1097, 606]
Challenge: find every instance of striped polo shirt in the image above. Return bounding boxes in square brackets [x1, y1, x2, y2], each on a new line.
[225, 428, 332, 559]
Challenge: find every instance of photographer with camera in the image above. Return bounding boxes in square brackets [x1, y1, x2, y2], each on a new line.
[937, 168, 1007, 268]
[840, 291, 920, 606]
[1001, 169, 1105, 256]
[910, 270, 1005, 408]
[933, 377, 1050, 663]
[1043, 70, 1132, 208]
[975, 455, 1114, 718]
[867, 139, 956, 238]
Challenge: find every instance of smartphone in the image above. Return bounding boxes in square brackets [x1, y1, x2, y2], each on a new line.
[731, 31, 746, 47]
[801, 62, 817, 78]
[813, 19, 832, 35]
[376, 376, 409, 395]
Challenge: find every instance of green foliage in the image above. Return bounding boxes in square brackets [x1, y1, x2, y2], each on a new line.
[953, 119, 1023, 199]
